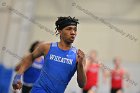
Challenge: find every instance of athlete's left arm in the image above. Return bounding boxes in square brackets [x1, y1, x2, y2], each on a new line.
[123, 69, 131, 87]
[76, 49, 87, 88]
[124, 69, 130, 80]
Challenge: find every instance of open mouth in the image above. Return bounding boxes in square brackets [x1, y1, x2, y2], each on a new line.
[71, 36, 75, 40]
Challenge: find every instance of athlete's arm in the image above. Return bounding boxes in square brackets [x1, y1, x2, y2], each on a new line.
[124, 70, 129, 79]
[123, 69, 130, 84]
[122, 69, 130, 88]
[15, 54, 28, 72]
[12, 42, 50, 90]
[76, 49, 87, 88]
[15, 41, 45, 72]
[84, 58, 91, 71]
[17, 43, 50, 74]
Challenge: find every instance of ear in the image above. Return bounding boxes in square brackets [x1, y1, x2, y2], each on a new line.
[58, 30, 62, 35]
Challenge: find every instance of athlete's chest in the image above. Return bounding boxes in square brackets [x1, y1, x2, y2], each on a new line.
[49, 54, 74, 65]
[112, 70, 124, 79]
[45, 50, 77, 66]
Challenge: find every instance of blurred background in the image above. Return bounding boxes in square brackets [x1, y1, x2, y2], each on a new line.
[0, 0, 140, 93]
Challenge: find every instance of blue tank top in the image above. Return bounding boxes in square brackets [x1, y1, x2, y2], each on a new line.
[23, 57, 44, 86]
[34, 42, 77, 93]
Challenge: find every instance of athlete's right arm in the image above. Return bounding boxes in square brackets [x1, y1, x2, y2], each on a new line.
[12, 42, 50, 90]
[18, 43, 50, 74]
[14, 53, 29, 72]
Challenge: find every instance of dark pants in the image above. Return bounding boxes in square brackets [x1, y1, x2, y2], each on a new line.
[22, 85, 32, 93]
[111, 88, 123, 93]
[82, 89, 89, 93]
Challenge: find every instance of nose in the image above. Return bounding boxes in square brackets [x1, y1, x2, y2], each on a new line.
[70, 29, 76, 35]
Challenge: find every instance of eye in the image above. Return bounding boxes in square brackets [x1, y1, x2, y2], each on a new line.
[66, 28, 71, 30]
[74, 28, 77, 31]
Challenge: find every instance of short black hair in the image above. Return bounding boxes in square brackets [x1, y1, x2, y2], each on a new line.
[55, 16, 79, 35]
[29, 41, 40, 53]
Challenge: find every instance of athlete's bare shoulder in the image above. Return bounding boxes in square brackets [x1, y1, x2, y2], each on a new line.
[38, 41, 51, 55]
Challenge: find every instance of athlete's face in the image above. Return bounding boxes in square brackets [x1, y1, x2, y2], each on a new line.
[114, 57, 121, 67]
[89, 51, 97, 62]
[59, 25, 77, 43]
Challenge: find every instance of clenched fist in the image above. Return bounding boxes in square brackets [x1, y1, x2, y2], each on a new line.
[12, 74, 22, 90]
[77, 49, 85, 65]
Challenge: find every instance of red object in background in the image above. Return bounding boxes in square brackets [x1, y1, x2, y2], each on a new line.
[111, 69, 124, 89]
[84, 64, 99, 90]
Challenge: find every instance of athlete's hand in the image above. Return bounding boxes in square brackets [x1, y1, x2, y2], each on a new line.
[12, 74, 22, 90]
[76, 49, 86, 87]
[77, 49, 85, 65]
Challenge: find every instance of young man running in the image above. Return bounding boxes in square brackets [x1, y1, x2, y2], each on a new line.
[12, 16, 86, 93]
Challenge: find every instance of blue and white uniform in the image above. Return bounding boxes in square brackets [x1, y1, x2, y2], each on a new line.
[31, 42, 77, 93]
[23, 57, 44, 87]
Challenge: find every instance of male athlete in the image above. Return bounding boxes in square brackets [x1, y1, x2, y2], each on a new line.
[12, 16, 87, 93]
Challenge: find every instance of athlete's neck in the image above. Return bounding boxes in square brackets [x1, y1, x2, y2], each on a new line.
[58, 41, 72, 50]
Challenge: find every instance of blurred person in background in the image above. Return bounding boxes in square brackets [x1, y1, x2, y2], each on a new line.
[104, 57, 129, 93]
[83, 50, 105, 93]
[15, 41, 44, 93]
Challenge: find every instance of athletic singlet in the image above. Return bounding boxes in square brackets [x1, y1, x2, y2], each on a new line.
[23, 57, 44, 86]
[84, 64, 99, 90]
[111, 69, 124, 88]
[33, 42, 77, 93]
